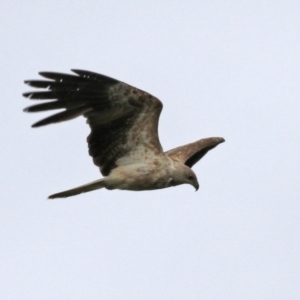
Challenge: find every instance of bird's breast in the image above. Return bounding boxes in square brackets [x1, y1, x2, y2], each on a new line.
[105, 162, 171, 191]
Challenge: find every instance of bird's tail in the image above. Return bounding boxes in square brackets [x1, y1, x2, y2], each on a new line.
[48, 178, 105, 199]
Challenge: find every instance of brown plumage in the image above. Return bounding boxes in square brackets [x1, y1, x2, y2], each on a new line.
[23, 70, 224, 198]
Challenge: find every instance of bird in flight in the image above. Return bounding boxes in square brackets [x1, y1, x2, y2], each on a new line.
[23, 70, 224, 199]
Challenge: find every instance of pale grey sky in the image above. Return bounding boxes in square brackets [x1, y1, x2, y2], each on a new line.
[1, 1, 299, 299]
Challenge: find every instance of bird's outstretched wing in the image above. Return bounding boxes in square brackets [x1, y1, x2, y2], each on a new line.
[23, 70, 164, 176]
[165, 137, 225, 168]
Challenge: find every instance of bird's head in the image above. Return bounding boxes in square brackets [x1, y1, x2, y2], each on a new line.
[170, 162, 199, 191]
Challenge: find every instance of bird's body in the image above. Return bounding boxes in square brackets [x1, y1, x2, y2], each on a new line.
[23, 70, 224, 198]
[106, 158, 197, 191]
[107, 161, 171, 190]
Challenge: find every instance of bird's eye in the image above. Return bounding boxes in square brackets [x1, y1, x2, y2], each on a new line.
[188, 176, 194, 180]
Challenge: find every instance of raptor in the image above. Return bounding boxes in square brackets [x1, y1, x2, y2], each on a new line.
[23, 70, 224, 198]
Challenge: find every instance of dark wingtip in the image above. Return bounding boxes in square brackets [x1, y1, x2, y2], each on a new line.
[48, 192, 68, 199]
[71, 69, 99, 75]
[23, 92, 33, 98]
[31, 120, 47, 128]
[48, 195, 60, 200]
[71, 69, 93, 77]
[48, 192, 60, 199]
[38, 71, 49, 78]
[38, 71, 50, 76]
[71, 69, 84, 74]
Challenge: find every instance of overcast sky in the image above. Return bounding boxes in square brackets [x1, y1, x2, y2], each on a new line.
[1, 1, 300, 299]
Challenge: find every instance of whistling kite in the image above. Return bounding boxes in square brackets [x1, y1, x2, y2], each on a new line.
[23, 70, 224, 198]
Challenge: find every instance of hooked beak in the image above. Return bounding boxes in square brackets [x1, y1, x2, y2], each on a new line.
[194, 181, 199, 191]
